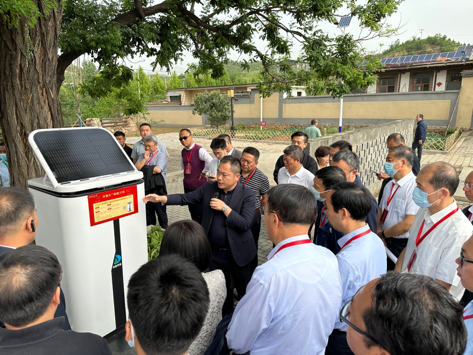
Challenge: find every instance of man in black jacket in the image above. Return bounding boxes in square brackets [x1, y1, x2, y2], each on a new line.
[0, 187, 71, 331]
[273, 131, 318, 183]
[413, 113, 427, 161]
[0, 245, 111, 355]
[143, 156, 256, 315]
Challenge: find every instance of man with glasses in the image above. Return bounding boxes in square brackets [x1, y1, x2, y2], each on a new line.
[461, 171, 473, 225]
[226, 184, 342, 355]
[179, 128, 213, 222]
[342, 272, 466, 355]
[456, 236, 473, 353]
[395, 162, 473, 301]
[131, 123, 169, 164]
[324, 182, 386, 355]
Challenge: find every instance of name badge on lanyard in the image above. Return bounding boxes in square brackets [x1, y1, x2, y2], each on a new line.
[381, 184, 400, 225]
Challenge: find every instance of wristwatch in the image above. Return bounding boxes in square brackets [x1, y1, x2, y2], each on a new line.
[222, 205, 228, 212]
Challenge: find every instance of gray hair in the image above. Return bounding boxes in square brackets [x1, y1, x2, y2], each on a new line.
[143, 135, 158, 145]
[267, 184, 317, 225]
[0, 187, 35, 240]
[388, 146, 413, 167]
[332, 150, 360, 171]
[425, 162, 459, 196]
[283, 145, 303, 162]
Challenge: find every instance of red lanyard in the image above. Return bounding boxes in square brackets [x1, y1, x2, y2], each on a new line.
[415, 207, 459, 248]
[387, 183, 401, 207]
[320, 207, 327, 227]
[186, 145, 195, 163]
[243, 168, 257, 185]
[464, 309, 473, 320]
[339, 228, 371, 251]
[469, 212, 473, 222]
[270, 239, 311, 260]
[145, 150, 159, 165]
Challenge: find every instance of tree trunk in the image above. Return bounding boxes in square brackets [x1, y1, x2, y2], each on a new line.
[0, 1, 64, 188]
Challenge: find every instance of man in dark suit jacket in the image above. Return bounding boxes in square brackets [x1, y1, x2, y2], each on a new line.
[413, 114, 427, 161]
[0, 187, 71, 330]
[460, 171, 473, 307]
[218, 134, 243, 160]
[143, 156, 256, 315]
[273, 131, 318, 183]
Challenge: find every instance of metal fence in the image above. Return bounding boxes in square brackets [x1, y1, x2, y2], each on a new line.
[423, 129, 461, 151]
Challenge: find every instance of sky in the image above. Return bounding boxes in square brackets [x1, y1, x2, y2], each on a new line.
[123, 0, 473, 75]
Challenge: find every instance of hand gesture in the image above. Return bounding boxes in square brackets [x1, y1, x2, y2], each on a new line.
[143, 194, 164, 204]
[210, 198, 225, 211]
[377, 172, 389, 180]
[207, 174, 217, 182]
[144, 150, 151, 160]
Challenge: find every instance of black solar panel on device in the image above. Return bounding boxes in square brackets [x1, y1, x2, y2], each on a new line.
[33, 129, 134, 183]
[339, 16, 352, 27]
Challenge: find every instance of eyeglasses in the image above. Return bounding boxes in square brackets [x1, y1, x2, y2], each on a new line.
[179, 136, 190, 141]
[460, 253, 473, 267]
[340, 298, 382, 347]
[461, 181, 473, 190]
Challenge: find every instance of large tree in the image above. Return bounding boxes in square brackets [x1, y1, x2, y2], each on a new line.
[0, 0, 402, 187]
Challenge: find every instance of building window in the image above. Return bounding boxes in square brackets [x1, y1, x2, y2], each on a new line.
[297, 91, 302, 97]
[446, 71, 462, 90]
[411, 73, 431, 91]
[378, 76, 396, 93]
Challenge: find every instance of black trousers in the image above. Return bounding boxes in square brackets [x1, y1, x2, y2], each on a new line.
[326, 330, 354, 355]
[412, 142, 424, 161]
[146, 202, 168, 229]
[184, 187, 203, 223]
[210, 247, 252, 316]
[250, 210, 261, 273]
[386, 238, 408, 271]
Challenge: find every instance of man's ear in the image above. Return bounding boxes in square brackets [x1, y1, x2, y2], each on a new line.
[125, 320, 132, 342]
[352, 169, 358, 177]
[341, 208, 350, 220]
[52, 286, 61, 306]
[26, 216, 35, 233]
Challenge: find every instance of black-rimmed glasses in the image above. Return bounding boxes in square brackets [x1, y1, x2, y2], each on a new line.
[340, 298, 382, 347]
[179, 136, 190, 141]
[460, 253, 473, 267]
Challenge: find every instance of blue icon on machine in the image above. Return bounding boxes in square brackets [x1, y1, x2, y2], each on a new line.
[114, 255, 122, 265]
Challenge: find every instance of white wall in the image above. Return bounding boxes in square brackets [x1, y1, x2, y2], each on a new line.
[399, 72, 410, 92]
[367, 83, 377, 93]
[283, 87, 307, 98]
[435, 70, 448, 91]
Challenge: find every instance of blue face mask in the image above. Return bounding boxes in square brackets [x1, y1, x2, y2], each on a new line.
[128, 323, 135, 348]
[412, 187, 441, 208]
[311, 187, 330, 202]
[384, 161, 400, 178]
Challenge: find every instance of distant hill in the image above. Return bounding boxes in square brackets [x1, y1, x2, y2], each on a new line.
[380, 34, 465, 58]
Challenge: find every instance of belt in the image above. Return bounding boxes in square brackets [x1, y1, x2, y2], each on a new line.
[255, 207, 260, 213]
[386, 237, 408, 244]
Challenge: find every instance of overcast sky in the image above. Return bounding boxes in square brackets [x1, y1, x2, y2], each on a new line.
[126, 0, 473, 75]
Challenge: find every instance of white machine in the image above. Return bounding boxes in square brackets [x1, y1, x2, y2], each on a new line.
[27, 127, 148, 337]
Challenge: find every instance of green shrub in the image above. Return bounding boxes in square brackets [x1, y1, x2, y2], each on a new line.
[147, 226, 164, 260]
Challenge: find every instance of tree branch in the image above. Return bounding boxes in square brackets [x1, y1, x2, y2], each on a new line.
[134, 0, 146, 20]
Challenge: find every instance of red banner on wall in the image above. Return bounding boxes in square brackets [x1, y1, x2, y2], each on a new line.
[88, 185, 138, 226]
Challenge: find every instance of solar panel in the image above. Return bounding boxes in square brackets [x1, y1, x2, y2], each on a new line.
[447, 52, 455, 58]
[454, 52, 463, 59]
[440, 52, 448, 58]
[381, 59, 387, 64]
[339, 16, 352, 27]
[458, 46, 466, 52]
[466, 45, 473, 52]
[385, 58, 392, 64]
[411, 55, 419, 62]
[425, 54, 433, 61]
[466, 50, 473, 58]
[391, 57, 399, 64]
[32, 129, 134, 183]
[432, 53, 440, 60]
[417, 55, 426, 62]
[404, 56, 412, 62]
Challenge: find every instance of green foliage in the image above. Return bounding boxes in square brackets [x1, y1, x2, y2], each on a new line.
[147, 226, 164, 261]
[0, 0, 57, 28]
[193, 91, 231, 128]
[167, 71, 183, 89]
[150, 75, 166, 101]
[195, 73, 216, 87]
[380, 34, 463, 57]
[184, 73, 197, 88]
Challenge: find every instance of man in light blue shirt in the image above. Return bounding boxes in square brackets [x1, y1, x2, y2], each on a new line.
[0, 144, 10, 187]
[226, 184, 342, 355]
[325, 182, 387, 355]
[131, 123, 169, 165]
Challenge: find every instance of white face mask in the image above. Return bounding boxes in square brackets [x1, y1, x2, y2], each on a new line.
[128, 323, 135, 348]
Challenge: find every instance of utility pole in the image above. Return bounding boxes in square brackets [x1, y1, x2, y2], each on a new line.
[420, 29, 424, 39]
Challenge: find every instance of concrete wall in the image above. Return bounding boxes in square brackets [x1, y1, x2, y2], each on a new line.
[147, 105, 203, 126]
[305, 119, 414, 195]
[457, 70, 473, 128]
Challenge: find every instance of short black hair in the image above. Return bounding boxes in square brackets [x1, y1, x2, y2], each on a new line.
[139, 123, 151, 129]
[388, 146, 413, 167]
[210, 138, 227, 150]
[0, 245, 62, 327]
[315, 166, 347, 189]
[0, 187, 35, 239]
[315, 145, 330, 158]
[330, 140, 352, 151]
[160, 220, 211, 272]
[217, 134, 231, 144]
[180, 128, 192, 135]
[330, 182, 372, 222]
[291, 131, 308, 143]
[127, 255, 209, 355]
[387, 133, 405, 145]
[363, 272, 466, 355]
[426, 162, 459, 196]
[114, 131, 126, 138]
[311, 119, 317, 125]
[242, 147, 260, 162]
[219, 156, 241, 175]
[417, 114, 424, 119]
[267, 184, 317, 225]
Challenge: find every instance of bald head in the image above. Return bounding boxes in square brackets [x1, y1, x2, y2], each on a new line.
[420, 162, 459, 196]
[0, 187, 35, 241]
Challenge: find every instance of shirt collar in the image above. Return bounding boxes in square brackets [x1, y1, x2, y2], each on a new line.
[424, 200, 458, 224]
[229, 148, 234, 155]
[337, 224, 370, 248]
[395, 171, 414, 187]
[268, 234, 310, 260]
[469, 205, 473, 214]
[0, 245, 16, 250]
[0, 318, 65, 346]
[185, 143, 196, 151]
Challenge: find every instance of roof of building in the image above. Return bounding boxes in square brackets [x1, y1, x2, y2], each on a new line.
[167, 83, 258, 92]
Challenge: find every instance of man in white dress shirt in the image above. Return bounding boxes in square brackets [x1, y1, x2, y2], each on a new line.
[462, 170, 473, 225]
[325, 182, 387, 355]
[204, 138, 228, 182]
[277, 145, 315, 189]
[395, 162, 473, 301]
[226, 184, 342, 355]
[377, 146, 419, 269]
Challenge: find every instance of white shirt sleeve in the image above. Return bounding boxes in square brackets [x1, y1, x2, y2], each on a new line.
[404, 182, 420, 216]
[199, 148, 213, 173]
[436, 234, 463, 286]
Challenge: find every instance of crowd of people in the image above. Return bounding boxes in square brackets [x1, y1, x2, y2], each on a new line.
[1, 113, 473, 355]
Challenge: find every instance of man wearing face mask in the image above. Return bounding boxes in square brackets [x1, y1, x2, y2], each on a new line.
[395, 162, 473, 300]
[312, 166, 346, 254]
[377, 146, 418, 270]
